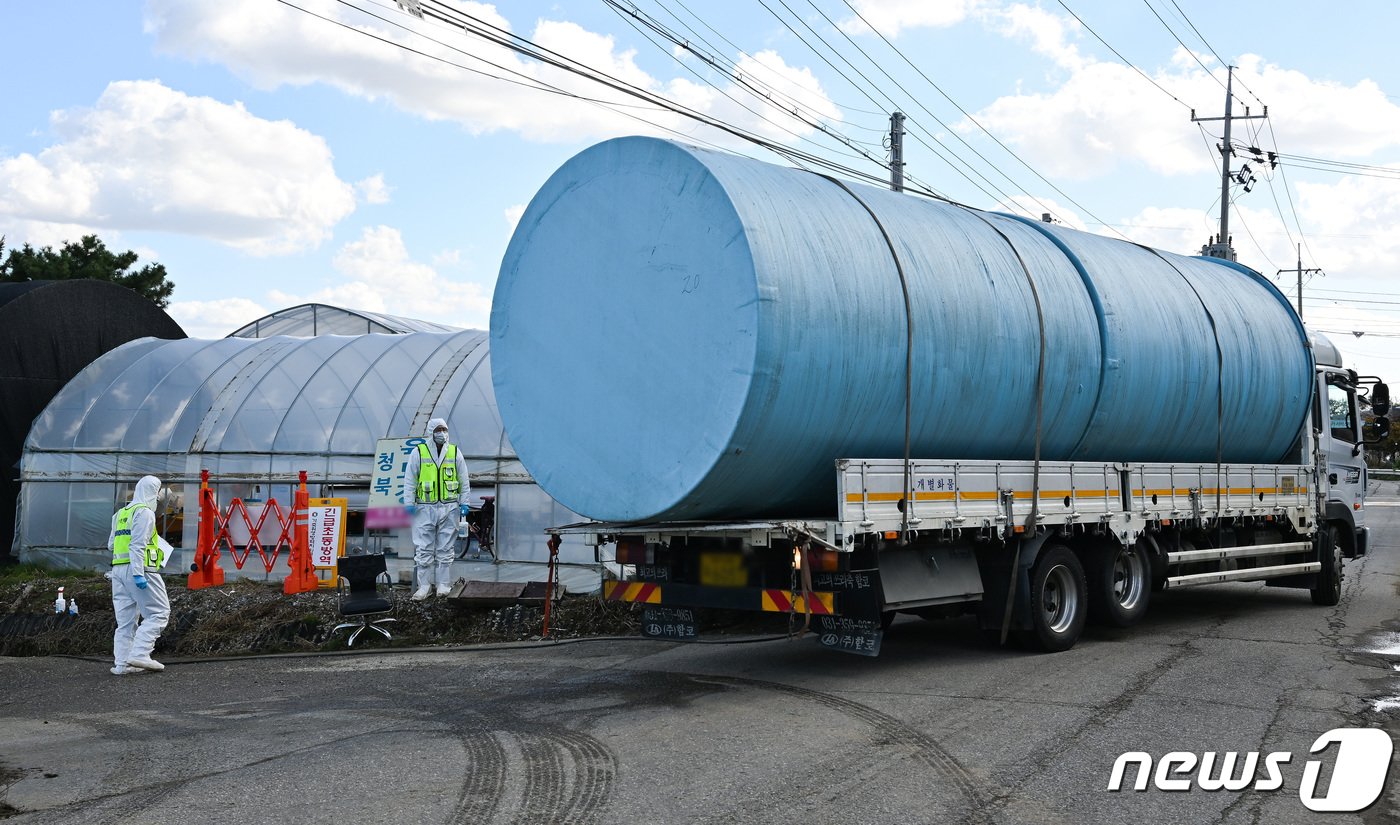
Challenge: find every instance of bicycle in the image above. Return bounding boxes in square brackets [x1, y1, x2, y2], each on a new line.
[458, 496, 496, 560]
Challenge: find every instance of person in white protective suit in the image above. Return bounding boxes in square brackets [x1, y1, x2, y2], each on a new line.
[107, 475, 172, 675]
[404, 418, 470, 599]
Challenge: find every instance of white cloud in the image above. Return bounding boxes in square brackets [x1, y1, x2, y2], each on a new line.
[987, 3, 1085, 71]
[0, 218, 106, 250]
[840, 0, 986, 36]
[0, 80, 357, 254]
[503, 204, 525, 237]
[167, 296, 269, 338]
[355, 173, 390, 205]
[1294, 171, 1400, 276]
[144, 0, 843, 148]
[966, 45, 1400, 180]
[432, 248, 463, 268]
[269, 225, 490, 328]
[967, 61, 1215, 179]
[1111, 206, 1218, 256]
[1234, 54, 1400, 158]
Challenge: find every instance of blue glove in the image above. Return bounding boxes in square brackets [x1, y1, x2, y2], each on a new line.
[460, 504, 470, 517]
[133, 574, 148, 590]
[405, 504, 417, 516]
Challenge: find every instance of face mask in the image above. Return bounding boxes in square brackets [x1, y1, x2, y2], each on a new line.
[433, 431, 448, 445]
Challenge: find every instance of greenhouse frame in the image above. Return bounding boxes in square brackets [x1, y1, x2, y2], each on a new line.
[17, 327, 590, 573]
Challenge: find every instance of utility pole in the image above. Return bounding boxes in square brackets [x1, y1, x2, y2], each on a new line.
[1191, 66, 1267, 261]
[889, 111, 905, 192]
[1277, 243, 1322, 321]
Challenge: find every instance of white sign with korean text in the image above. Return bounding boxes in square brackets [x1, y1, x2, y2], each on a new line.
[366, 437, 429, 529]
[308, 498, 347, 568]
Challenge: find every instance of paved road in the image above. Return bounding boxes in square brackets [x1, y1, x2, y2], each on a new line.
[5, 489, 1400, 824]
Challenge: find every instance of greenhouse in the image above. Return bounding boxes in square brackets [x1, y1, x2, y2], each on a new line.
[228, 303, 462, 337]
[17, 328, 590, 573]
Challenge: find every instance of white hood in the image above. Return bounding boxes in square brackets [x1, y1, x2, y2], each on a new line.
[427, 417, 448, 434]
[131, 475, 161, 509]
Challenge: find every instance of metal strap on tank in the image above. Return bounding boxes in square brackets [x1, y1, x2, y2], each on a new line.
[1141, 247, 1226, 520]
[968, 214, 1049, 645]
[811, 174, 915, 543]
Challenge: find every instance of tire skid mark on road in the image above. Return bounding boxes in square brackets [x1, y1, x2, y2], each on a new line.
[449, 725, 507, 825]
[550, 727, 618, 825]
[694, 674, 986, 807]
[951, 619, 1219, 825]
[512, 731, 568, 824]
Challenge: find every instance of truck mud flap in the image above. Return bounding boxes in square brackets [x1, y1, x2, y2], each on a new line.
[812, 568, 884, 657]
[640, 606, 700, 641]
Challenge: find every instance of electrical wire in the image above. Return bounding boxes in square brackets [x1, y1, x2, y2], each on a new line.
[1141, 0, 1228, 93]
[1054, 0, 1192, 111]
[751, 0, 1011, 207]
[1227, 195, 1280, 272]
[650, 0, 891, 125]
[604, 2, 885, 168]
[837, 0, 1133, 237]
[1265, 120, 1320, 267]
[801, 0, 1057, 218]
[768, 0, 1032, 212]
[301, 0, 925, 196]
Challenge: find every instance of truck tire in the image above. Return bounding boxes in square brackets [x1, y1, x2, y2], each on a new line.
[1311, 525, 1343, 606]
[1016, 543, 1087, 652]
[1088, 539, 1151, 627]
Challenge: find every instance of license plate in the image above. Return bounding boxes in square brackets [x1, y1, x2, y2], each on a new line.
[699, 552, 747, 587]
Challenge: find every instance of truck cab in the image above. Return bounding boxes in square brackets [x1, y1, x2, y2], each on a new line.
[1311, 332, 1391, 558]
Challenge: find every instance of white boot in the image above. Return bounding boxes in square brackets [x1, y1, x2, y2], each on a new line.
[412, 565, 433, 600]
[436, 561, 454, 597]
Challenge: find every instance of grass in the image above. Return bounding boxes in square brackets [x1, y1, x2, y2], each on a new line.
[0, 562, 96, 589]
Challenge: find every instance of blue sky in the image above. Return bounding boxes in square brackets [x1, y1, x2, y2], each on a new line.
[6, 1, 1400, 380]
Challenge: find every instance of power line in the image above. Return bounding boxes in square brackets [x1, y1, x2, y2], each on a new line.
[608, 0, 963, 203]
[652, 0, 890, 124]
[1054, 1, 1192, 111]
[1265, 120, 1320, 268]
[295, 0, 918, 194]
[1230, 196, 1280, 271]
[410, 0, 924, 188]
[603, 1, 888, 169]
[748, 0, 1013, 207]
[792, 0, 1049, 214]
[836, 0, 1133, 237]
[1142, 0, 1229, 94]
[1166, 0, 1227, 69]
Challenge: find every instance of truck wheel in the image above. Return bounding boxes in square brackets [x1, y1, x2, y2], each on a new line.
[1088, 540, 1151, 627]
[1016, 543, 1087, 652]
[1311, 525, 1343, 606]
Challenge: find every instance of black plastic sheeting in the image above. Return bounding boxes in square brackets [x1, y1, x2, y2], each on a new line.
[0, 280, 185, 560]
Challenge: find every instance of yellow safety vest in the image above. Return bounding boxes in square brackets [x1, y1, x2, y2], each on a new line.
[416, 443, 462, 503]
[112, 503, 159, 568]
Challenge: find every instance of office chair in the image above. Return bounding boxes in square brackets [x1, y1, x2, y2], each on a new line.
[330, 553, 396, 646]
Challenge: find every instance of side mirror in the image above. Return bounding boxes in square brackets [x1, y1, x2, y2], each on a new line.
[1364, 416, 1391, 443]
[1373, 382, 1391, 417]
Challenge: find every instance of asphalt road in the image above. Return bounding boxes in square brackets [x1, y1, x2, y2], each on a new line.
[5, 488, 1400, 825]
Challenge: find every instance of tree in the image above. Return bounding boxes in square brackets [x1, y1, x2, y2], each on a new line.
[0, 234, 174, 308]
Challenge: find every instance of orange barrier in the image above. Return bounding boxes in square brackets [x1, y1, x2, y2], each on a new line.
[283, 472, 318, 594]
[188, 470, 225, 589]
[188, 469, 316, 593]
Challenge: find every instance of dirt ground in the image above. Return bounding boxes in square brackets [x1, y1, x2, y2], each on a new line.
[0, 566, 787, 659]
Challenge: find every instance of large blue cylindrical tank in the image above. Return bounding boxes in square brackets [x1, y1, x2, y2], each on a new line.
[491, 137, 1312, 522]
